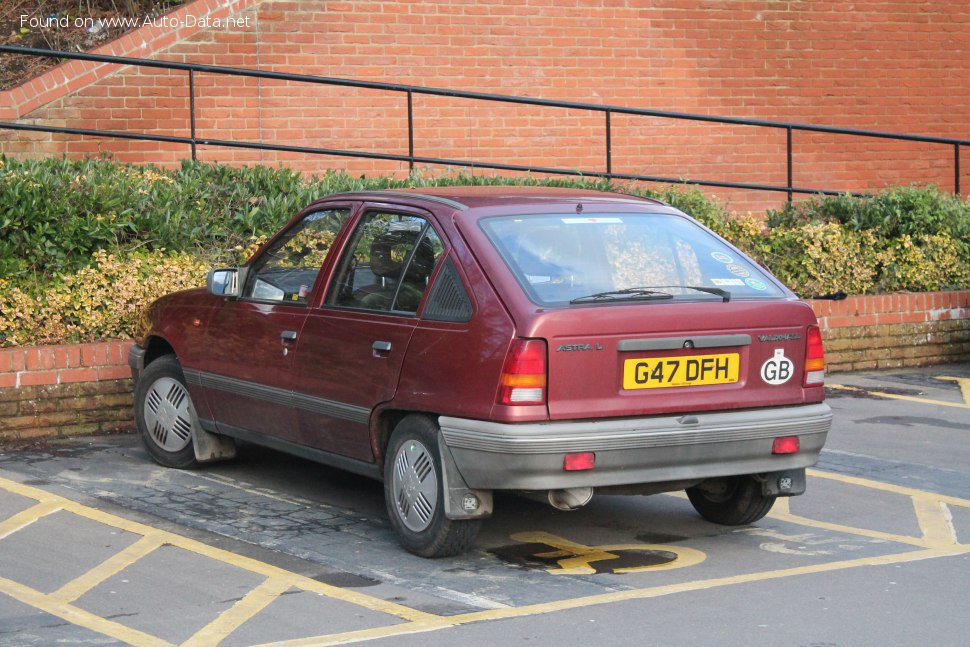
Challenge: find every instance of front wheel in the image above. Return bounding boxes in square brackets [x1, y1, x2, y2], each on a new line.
[383, 415, 480, 557]
[133, 355, 200, 469]
[686, 475, 776, 525]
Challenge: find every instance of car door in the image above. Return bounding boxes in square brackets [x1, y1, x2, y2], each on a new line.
[201, 206, 353, 444]
[293, 206, 446, 460]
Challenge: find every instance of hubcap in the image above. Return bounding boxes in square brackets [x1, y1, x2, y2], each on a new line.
[391, 439, 438, 532]
[143, 377, 194, 453]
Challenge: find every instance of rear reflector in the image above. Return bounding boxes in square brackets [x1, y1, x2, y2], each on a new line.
[803, 325, 825, 387]
[772, 436, 800, 454]
[498, 338, 547, 405]
[563, 452, 596, 471]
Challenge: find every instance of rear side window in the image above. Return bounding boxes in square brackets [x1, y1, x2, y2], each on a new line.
[327, 212, 444, 313]
[480, 213, 784, 306]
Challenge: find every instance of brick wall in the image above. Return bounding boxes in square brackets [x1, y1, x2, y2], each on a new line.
[807, 290, 970, 373]
[0, 341, 133, 441]
[2, 0, 968, 213]
[1, 291, 967, 441]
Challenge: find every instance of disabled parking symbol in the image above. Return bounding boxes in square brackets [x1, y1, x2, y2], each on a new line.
[490, 531, 706, 575]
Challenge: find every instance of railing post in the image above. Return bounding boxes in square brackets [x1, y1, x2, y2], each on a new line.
[955, 143, 961, 196]
[786, 126, 793, 204]
[407, 90, 414, 173]
[605, 109, 612, 180]
[188, 69, 197, 161]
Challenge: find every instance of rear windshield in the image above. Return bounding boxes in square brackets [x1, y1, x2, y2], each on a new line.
[480, 213, 784, 306]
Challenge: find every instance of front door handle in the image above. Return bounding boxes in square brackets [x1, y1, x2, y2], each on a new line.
[372, 341, 392, 358]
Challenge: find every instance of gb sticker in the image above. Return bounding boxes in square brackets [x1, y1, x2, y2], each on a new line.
[761, 349, 794, 385]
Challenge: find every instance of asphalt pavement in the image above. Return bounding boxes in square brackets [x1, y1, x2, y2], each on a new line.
[0, 364, 968, 646]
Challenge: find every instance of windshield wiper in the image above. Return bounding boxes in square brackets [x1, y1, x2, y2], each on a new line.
[569, 285, 731, 304]
[569, 288, 674, 304]
[651, 285, 731, 302]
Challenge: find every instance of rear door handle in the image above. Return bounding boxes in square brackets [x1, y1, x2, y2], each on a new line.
[281, 330, 298, 342]
[372, 341, 392, 352]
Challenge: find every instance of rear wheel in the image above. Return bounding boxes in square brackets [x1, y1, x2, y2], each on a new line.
[134, 355, 200, 469]
[686, 475, 776, 525]
[384, 415, 480, 557]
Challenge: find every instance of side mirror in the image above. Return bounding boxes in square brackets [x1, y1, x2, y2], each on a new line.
[207, 268, 247, 298]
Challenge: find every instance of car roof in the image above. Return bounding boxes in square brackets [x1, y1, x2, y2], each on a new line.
[317, 186, 669, 211]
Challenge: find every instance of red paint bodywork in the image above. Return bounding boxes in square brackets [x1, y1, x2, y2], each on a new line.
[139, 186, 825, 467]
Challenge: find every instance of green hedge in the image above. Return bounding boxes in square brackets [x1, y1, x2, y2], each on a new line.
[1, 156, 968, 346]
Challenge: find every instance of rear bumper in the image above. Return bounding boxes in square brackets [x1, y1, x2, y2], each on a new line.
[438, 402, 832, 490]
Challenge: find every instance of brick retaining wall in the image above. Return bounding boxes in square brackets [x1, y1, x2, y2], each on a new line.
[1, 290, 968, 442]
[2, 0, 969, 213]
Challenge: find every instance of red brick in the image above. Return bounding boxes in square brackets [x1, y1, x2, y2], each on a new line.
[58, 368, 101, 384]
[17, 371, 59, 386]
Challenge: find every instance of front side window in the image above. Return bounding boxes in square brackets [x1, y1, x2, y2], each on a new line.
[481, 213, 784, 306]
[327, 212, 444, 313]
[246, 208, 351, 303]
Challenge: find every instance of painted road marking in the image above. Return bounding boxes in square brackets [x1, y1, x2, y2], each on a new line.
[827, 380, 969, 409]
[503, 531, 706, 575]
[0, 475, 445, 647]
[938, 376, 970, 407]
[0, 470, 968, 647]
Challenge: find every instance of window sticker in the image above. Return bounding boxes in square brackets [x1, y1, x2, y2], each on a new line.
[711, 251, 734, 264]
[711, 278, 745, 286]
[745, 278, 768, 291]
[561, 217, 624, 224]
[726, 263, 750, 277]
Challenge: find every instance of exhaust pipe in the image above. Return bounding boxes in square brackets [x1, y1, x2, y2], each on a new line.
[518, 487, 594, 511]
[548, 487, 594, 511]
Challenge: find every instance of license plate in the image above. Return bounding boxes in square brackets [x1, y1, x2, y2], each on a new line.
[622, 353, 739, 390]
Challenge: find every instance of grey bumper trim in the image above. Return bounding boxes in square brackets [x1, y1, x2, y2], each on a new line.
[439, 403, 832, 490]
[439, 403, 832, 455]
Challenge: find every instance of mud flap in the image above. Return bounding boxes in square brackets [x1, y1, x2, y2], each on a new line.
[438, 430, 493, 520]
[192, 421, 237, 463]
[761, 468, 806, 497]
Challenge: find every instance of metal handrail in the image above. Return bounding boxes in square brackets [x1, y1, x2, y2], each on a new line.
[1, 45, 965, 199]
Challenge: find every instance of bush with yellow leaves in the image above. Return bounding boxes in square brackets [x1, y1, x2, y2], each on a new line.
[0, 250, 208, 347]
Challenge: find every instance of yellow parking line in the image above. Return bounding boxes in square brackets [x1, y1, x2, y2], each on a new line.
[0, 475, 434, 625]
[826, 383, 968, 409]
[938, 376, 970, 407]
[444, 544, 970, 627]
[769, 497, 932, 548]
[0, 475, 445, 646]
[2, 468, 969, 646]
[251, 618, 453, 647]
[50, 534, 165, 604]
[807, 469, 970, 508]
[911, 495, 958, 548]
[0, 574, 173, 647]
[0, 500, 61, 540]
[183, 576, 294, 647]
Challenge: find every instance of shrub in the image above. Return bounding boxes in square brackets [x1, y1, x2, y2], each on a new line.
[1, 156, 967, 347]
[0, 250, 207, 346]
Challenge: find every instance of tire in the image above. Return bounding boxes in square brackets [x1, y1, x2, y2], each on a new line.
[686, 475, 776, 525]
[133, 355, 200, 469]
[383, 415, 481, 557]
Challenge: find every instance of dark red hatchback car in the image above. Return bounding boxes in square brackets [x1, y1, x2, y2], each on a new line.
[130, 187, 832, 557]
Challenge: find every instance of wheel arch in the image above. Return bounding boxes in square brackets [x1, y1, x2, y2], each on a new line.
[371, 407, 438, 469]
[142, 335, 177, 367]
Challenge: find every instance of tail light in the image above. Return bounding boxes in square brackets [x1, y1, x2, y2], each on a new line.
[803, 325, 825, 387]
[498, 338, 547, 405]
